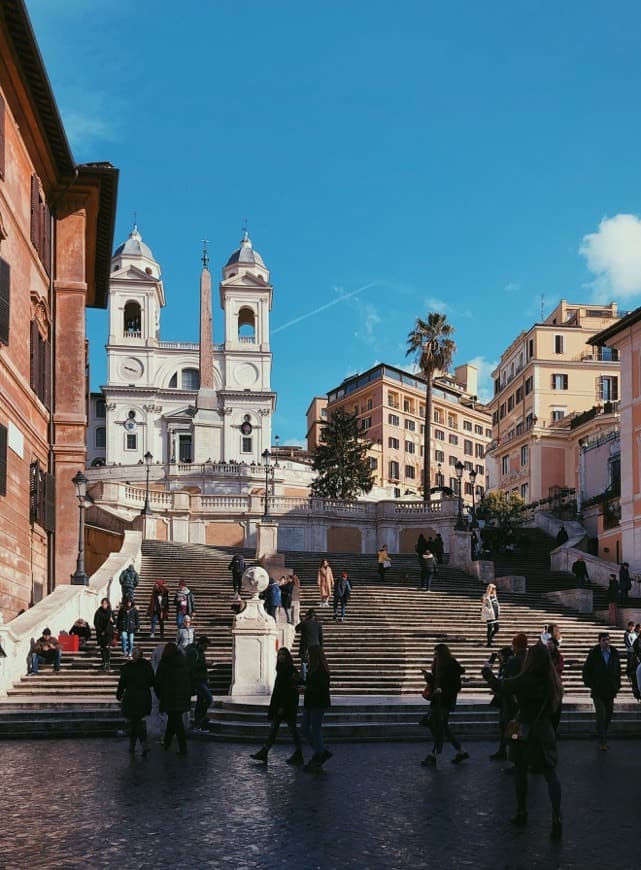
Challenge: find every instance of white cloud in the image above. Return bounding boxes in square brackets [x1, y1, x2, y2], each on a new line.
[580, 214, 641, 299]
[424, 296, 450, 313]
[504, 281, 520, 293]
[467, 355, 498, 403]
[62, 109, 119, 151]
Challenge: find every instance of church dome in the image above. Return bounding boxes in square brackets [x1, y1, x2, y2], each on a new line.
[113, 224, 155, 260]
[225, 231, 265, 269]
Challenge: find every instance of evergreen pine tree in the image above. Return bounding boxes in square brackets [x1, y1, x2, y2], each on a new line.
[311, 408, 375, 499]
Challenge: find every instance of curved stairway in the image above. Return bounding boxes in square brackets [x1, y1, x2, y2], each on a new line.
[0, 539, 638, 740]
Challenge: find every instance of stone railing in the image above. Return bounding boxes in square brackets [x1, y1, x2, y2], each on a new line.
[0, 531, 142, 697]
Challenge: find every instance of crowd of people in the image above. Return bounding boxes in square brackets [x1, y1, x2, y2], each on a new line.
[25, 547, 639, 800]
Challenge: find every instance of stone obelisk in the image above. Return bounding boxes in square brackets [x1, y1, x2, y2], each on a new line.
[193, 242, 220, 462]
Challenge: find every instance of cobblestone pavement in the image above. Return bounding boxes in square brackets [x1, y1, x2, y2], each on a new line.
[1, 737, 638, 869]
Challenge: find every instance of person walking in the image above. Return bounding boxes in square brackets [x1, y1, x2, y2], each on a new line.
[481, 584, 500, 647]
[416, 533, 429, 571]
[421, 643, 469, 768]
[290, 574, 302, 627]
[174, 580, 195, 628]
[433, 533, 445, 565]
[228, 553, 245, 597]
[333, 571, 351, 622]
[263, 576, 282, 619]
[116, 646, 155, 755]
[317, 559, 334, 608]
[482, 642, 564, 840]
[94, 597, 115, 672]
[250, 647, 304, 765]
[421, 549, 437, 591]
[154, 642, 192, 755]
[117, 598, 140, 659]
[280, 575, 294, 624]
[555, 525, 569, 546]
[119, 563, 139, 603]
[301, 646, 332, 771]
[571, 557, 589, 588]
[582, 632, 621, 751]
[147, 580, 169, 639]
[296, 609, 323, 682]
[176, 614, 195, 652]
[619, 562, 632, 606]
[607, 574, 619, 625]
[488, 645, 515, 762]
[377, 544, 391, 580]
[185, 635, 212, 732]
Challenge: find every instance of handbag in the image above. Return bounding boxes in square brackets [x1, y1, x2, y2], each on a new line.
[505, 699, 547, 743]
[383, 559, 391, 569]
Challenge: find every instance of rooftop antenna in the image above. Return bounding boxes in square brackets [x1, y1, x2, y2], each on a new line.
[201, 239, 209, 270]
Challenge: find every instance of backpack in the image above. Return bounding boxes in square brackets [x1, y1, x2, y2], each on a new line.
[231, 555, 245, 572]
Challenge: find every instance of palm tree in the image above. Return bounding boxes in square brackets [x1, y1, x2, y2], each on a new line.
[406, 312, 456, 502]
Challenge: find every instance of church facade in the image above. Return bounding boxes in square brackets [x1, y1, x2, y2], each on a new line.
[90, 227, 275, 468]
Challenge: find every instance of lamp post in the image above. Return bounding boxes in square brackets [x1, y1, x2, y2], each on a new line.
[70, 470, 89, 585]
[141, 450, 153, 516]
[454, 460, 466, 530]
[469, 469, 478, 528]
[274, 434, 280, 467]
[437, 462, 442, 488]
[262, 448, 273, 521]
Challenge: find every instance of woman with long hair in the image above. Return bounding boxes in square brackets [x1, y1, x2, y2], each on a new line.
[481, 583, 500, 647]
[421, 643, 469, 768]
[251, 647, 304, 765]
[482, 641, 563, 840]
[317, 560, 334, 608]
[154, 641, 191, 755]
[301, 646, 332, 770]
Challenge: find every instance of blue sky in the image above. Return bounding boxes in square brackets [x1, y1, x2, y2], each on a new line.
[27, 0, 641, 445]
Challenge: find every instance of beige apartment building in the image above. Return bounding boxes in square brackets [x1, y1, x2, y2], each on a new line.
[486, 300, 623, 503]
[310, 363, 492, 501]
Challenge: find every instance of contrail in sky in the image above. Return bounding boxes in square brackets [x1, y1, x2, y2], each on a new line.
[272, 282, 378, 334]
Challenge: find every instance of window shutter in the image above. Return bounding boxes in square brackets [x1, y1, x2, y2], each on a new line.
[0, 422, 7, 497]
[30, 174, 40, 250]
[0, 92, 5, 181]
[43, 340, 51, 410]
[30, 320, 38, 392]
[41, 202, 51, 275]
[596, 375, 603, 402]
[43, 471, 55, 533]
[29, 460, 40, 523]
[0, 257, 9, 345]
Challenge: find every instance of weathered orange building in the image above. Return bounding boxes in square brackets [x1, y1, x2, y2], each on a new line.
[0, 1, 117, 617]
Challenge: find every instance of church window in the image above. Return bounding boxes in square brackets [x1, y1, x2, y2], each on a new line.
[181, 368, 200, 390]
[96, 399, 106, 418]
[169, 373, 178, 388]
[95, 427, 106, 448]
[125, 433, 137, 451]
[123, 301, 141, 335]
[238, 307, 256, 342]
[241, 436, 252, 453]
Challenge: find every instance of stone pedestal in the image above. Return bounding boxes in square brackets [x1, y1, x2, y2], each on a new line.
[464, 559, 496, 582]
[495, 574, 526, 594]
[256, 521, 279, 561]
[229, 565, 279, 697]
[545, 588, 593, 614]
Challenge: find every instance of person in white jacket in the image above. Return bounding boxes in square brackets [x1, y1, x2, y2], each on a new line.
[481, 584, 500, 647]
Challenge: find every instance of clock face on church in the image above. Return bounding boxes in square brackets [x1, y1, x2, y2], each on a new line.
[119, 357, 144, 381]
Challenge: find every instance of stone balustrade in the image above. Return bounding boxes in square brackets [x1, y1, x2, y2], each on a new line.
[0, 531, 143, 696]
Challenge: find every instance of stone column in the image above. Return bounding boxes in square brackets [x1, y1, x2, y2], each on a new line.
[230, 566, 279, 696]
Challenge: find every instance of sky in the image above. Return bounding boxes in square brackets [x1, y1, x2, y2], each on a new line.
[26, 0, 641, 446]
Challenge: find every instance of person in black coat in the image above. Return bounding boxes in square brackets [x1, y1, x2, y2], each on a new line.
[94, 598, 115, 671]
[582, 632, 621, 750]
[421, 644, 469, 768]
[116, 647, 155, 755]
[154, 642, 192, 755]
[301, 646, 332, 770]
[117, 598, 140, 658]
[296, 609, 323, 679]
[251, 647, 303, 765]
[483, 641, 564, 840]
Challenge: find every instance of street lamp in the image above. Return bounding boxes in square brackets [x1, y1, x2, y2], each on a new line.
[70, 470, 89, 585]
[274, 434, 280, 467]
[454, 460, 466, 530]
[437, 462, 443, 488]
[469, 468, 478, 528]
[141, 450, 153, 516]
[262, 448, 273, 521]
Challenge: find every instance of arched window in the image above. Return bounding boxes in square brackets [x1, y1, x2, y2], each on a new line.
[169, 372, 178, 388]
[95, 399, 106, 418]
[181, 368, 200, 390]
[238, 307, 255, 342]
[95, 426, 106, 448]
[123, 301, 141, 335]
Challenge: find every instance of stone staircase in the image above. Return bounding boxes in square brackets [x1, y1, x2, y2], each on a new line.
[0, 538, 638, 740]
